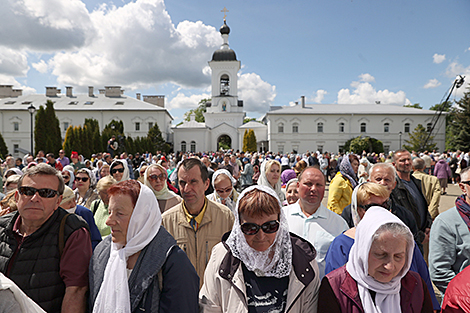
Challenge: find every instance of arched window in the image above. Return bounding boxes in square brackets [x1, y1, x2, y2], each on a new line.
[427, 123, 432, 132]
[339, 122, 345, 133]
[278, 123, 284, 133]
[384, 123, 390, 133]
[220, 74, 230, 95]
[404, 123, 410, 133]
[190, 141, 196, 153]
[181, 141, 186, 152]
[360, 123, 366, 133]
[317, 122, 324, 133]
[292, 123, 299, 133]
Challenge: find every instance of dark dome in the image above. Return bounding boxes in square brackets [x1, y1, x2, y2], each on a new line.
[220, 20, 230, 35]
[212, 48, 237, 61]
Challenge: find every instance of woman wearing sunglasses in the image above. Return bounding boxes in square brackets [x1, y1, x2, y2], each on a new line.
[61, 168, 74, 189]
[200, 185, 320, 313]
[110, 160, 129, 183]
[143, 164, 181, 213]
[207, 169, 238, 213]
[74, 168, 99, 210]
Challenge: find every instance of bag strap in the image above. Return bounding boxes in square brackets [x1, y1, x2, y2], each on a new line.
[59, 213, 72, 257]
[91, 200, 100, 216]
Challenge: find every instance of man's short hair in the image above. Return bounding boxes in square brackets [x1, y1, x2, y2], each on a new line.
[369, 163, 397, 183]
[412, 158, 425, 170]
[46, 153, 55, 159]
[460, 166, 470, 181]
[392, 149, 410, 162]
[179, 158, 209, 182]
[18, 163, 65, 195]
[298, 166, 325, 182]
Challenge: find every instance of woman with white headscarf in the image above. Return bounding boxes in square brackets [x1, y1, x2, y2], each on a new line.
[200, 185, 320, 312]
[318, 206, 433, 313]
[74, 168, 99, 209]
[206, 169, 239, 212]
[257, 159, 285, 201]
[89, 180, 199, 313]
[143, 164, 181, 213]
[110, 159, 130, 183]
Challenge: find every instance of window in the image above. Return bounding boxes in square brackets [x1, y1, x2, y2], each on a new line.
[13, 122, 19, 131]
[278, 123, 284, 133]
[384, 123, 390, 133]
[427, 123, 432, 132]
[115, 101, 124, 105]
[278, 146, 284, 154]
[181, 141, 186, 152]
[318, 145, 323, 153]
[404, 123, 410, 133]
[190, 141, 196, 153]
[339, 122, 345, 133]
[68, 101, 78, 105]
[148, 122, 154, 130]
[384, 145, 390, 154]
[63, 122, 69, 132]
[220, 75, 230, 95]
[292, 124, 299, 133]
[338, 145, 345, 153]
[84, 101, 94, 105]
[360, 123, 366, 133]
[317, 122, 324, 133]
[135, 122, 140, 131]
[13, 144, 19, 154]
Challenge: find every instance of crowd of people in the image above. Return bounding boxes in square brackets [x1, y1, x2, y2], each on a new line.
[0, 147, 468, 312]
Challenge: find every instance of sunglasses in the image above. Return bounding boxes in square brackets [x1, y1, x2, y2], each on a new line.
[359, 198, 391, 211]
[148, 174, 166, 181]
[240, 220, 280, 236]
[62, 176, 70, 179]
[75, 177, 89, 182]
[461, 181, 470, 186]
[111, 168, 124, 174]
[18, 186, 59, 198]
[216, 186, 232, 194]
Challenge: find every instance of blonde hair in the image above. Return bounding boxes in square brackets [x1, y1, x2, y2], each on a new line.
[96, 175, 118, 192]
[265, 159, 281, 173]
[356, 182, 389, 206]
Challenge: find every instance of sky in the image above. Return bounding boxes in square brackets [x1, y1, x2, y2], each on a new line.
[1, 0, 470, 125]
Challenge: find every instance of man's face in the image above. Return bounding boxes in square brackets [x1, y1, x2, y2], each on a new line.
[178, 166, 209, 210]
[59, 150, 65, 158]
[224, 156, 230, 164]
[298, 168, 325, 209]
[369, 167, 396, 194]
[393, 152, 412, 174]
[16, 175, 62, 227]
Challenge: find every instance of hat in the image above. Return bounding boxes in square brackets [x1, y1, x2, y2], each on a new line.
[60, 186, 75, 205]
[71, 151, 79, 159]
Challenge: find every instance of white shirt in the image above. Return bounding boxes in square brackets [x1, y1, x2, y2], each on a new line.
[283, 202, 348, 278]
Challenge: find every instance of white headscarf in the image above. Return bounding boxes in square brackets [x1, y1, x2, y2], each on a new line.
[0, 273, 46, 313]
[258, 160, 285, 201]
[143, 164, 178, 200]
[225, 185, 292, 278]
[346, 207, 414, 313]
[62, 168, 75, 189]
[207, 169, 238, 211]
[110, 159, 130, 182]
[92, 183, 162, 313]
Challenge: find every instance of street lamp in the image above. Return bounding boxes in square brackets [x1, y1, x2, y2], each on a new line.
[28, 104, 36, 155]
[398, 131, 402, 150]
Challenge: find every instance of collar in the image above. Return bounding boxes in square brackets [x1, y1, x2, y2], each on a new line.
[183, 197, 208, 225]
[291, 202, 328, 219]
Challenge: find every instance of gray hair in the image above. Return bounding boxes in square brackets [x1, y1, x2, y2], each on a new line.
[18, 163, 65, 195]
[369, 163, 397, 183]
[412, 158, 425, 170]
[372, 222, 414, 263]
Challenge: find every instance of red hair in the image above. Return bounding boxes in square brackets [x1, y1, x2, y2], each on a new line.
[107, 180, 141, 208]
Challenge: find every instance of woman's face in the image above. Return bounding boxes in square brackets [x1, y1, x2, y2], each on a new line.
[75, 173, 90, 191]
[240, 212, 278, 252]
[266, 163, 280, 187]
[351, 159, 359, 174]
[148, 166, 166, 192]
[214, 175, 232, 199]
[368, 231, 407, 283]
[100, 166, 110, 177]
[99, 188, 111, 206]
[286, 183, 299, 205]
[106, 193, 134, 246]
[62, 171, 71, 184]
[111, 164, 124, 181]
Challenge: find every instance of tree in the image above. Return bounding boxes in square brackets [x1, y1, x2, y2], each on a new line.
[243, 129, 257, 152]
[243, 117, 258, 124]
[34, 100, 62, 155]
[403, 124, 437, 152]
[184, 99, 209, 123]
[102, 120, 124, 154]
[62, 125, 74, 157]
[403, 103, 423, 109]
[0, 132, 8, 159]
[344, 136, 384, 154]
[450, 89, 470, 151]
[148, 123, 170, 153]
[85, 118, 101, 154]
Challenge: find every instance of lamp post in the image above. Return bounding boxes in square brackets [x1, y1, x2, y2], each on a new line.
[28, 104, 36, 155]
[398, 131, 402, 150]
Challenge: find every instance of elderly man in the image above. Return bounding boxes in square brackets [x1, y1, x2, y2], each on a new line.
[412, 157, 441, 219]
[162, 158, 234, 287]
[284, 166, 348, 278]
[429, 166, 470, 295]
[0, 164, 91, 313]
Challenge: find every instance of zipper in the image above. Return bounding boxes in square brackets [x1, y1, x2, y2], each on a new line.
[6, 235, 25, 276]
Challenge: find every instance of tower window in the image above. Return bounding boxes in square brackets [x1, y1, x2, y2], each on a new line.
[220, 75, 230, 95]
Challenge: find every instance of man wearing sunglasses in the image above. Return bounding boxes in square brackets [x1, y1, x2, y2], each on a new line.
[0, 164, 92, 313]
[284, 167, 348, 278]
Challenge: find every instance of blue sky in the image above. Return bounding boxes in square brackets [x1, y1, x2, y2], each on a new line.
[1, 0, 470, 125]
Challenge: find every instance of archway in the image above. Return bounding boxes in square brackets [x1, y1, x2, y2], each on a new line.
[217, 134, 231, 150]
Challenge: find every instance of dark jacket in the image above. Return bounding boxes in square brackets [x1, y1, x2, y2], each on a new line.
[0, 208, 89, 313]
[89, 226, 199, 313]
[318, 266, 433, 313]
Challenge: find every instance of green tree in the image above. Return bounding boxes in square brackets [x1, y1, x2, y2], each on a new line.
[184, 99, 209, 123]
[245, 129, 257, 152]
[243, 117, 258, 124]
[403, 124, 437, 152]
[403, 103, 423, 109]
[62, 125, 74, 156]
[34, 100, 62, 155]
[148, 123, 170, 153]
[84, 118, 101, 154]
[451, 89, 470, 151]
[102, 120, 124, 154]
[344, 136, 384, 154]
[0, 132, 8, 159]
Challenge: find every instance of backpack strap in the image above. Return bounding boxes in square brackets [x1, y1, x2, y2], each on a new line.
[59, 213, 72, 257]
[91, 200, 100, 216]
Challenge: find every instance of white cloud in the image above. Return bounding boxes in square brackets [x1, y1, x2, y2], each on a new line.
[358, 73, 375, 83]
[423, 78, 441, 89]
[0, 74, 36, 94]
[238, 73, 276, 114]
[337, 77, 409, 105]
[32, 60, 48, 73]
[168, 92, 211, 109]
[433, 54, 446, 64]
[445, 61, 470, 98]
[309, 90, 327, 103]
[0, 48, 29, 76]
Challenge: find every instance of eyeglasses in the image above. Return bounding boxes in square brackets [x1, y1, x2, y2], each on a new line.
[216, 186, 232, 194]
[62, 176, 70, 179]
[240, 220, 280, 235]
[461, 181, 470, 186]
[359, 198, 391, 211]
[148, 174, 166, 181]
[75, 177, 89, 182]
[111, 168, 124, 174]
[18, 186, 59, 198]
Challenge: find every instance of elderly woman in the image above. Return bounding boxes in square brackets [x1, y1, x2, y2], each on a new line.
[89, 180, 199, 312]
[200, 185, 320, 312]
[319, 206, 433, 313]
[143, 164, 181, 213]
[283, 178, 299, 206]
[327, 154, 359, 214]
[99, 164, 110, 179]
[110, 159, 129, 182]
[90, 175, 117, 238]
[357, 157, 371, 184]
[74, 168, 99, 209]
[61, 168, 75, 188]
[258, 159, 285, 201]
[207, 169, 239, 212]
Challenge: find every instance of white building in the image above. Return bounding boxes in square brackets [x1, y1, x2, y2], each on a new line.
[0, 85, 173, 156]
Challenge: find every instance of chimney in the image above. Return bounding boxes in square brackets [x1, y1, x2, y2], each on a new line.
[104, 86, 122, 97]
[190, 113, 196, 122]
[88, 86, 94, 97]
[46, 87, 60, 97]
[66, 86, 73, 97]
[136, 93, 141, 100]
[301, 96, 305, 108]
[143, 95, 165, 108]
